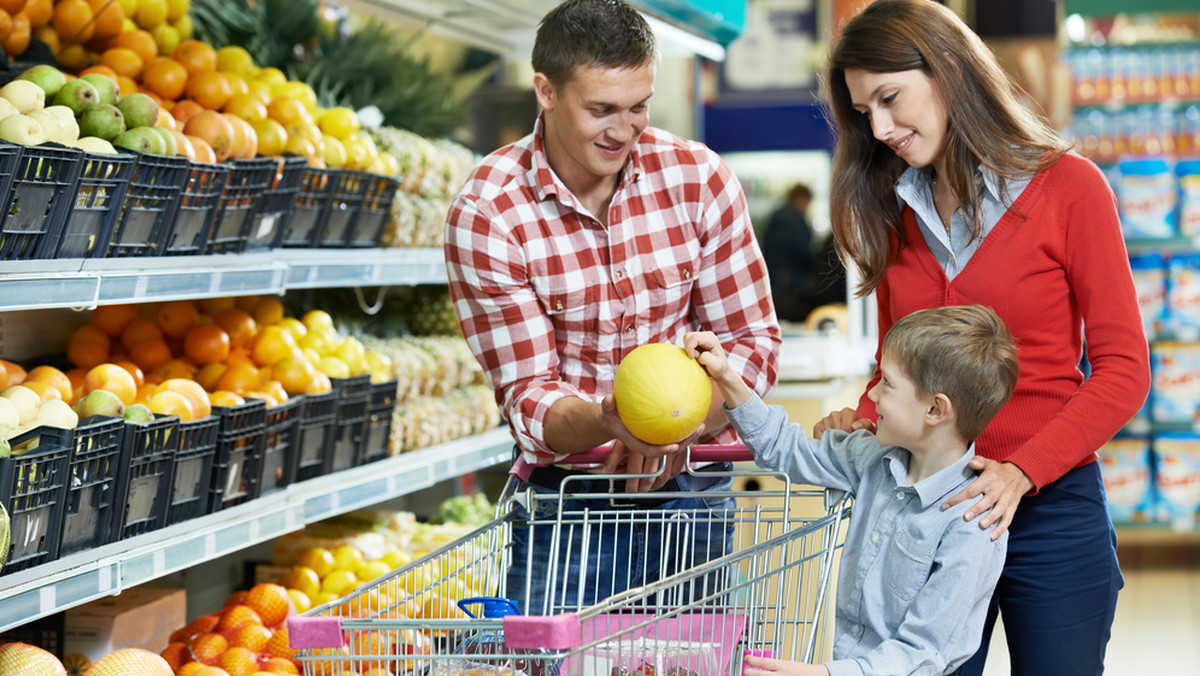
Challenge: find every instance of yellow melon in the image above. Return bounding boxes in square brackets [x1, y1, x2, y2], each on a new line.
[83, 648, 173, 676]
[0, 642, 67, 675]
[612, 343, 712, 445]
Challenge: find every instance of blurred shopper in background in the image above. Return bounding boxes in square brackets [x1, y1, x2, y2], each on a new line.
[763, 184, 816, 322]
[814, 1, 1150, 674]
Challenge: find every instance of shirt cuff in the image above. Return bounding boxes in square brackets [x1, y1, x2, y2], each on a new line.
[823, 660, 865, 676]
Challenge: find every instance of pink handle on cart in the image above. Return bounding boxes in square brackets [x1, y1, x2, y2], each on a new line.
[287, 615, 344, 650]
[510, 444, 753, 481]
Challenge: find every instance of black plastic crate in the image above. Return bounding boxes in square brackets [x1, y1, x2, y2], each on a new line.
[165, 414, 219, 526]
[362, 379, 399, 464]
[327, 375, 371, 473]
[246, 155, 306, 251]
[278, 166, 332, 248]
[58, 415, 126, 558]
[50, 151, 136, 258]
[112, 413, 179, 541]
[0, 426, 72, 575]
[0, 142, 82, 260]
[294, 390, 336, 482]
[107, 152, 190, 257]
[317, 170, 368, 248]
[348, 174, 399, 248]
[161, 160, 229, 256]
[207, 157, 275, 254]
[259, 395, 303, 495]
[208, 398, 267, 513]
[0, 612, 64, 656]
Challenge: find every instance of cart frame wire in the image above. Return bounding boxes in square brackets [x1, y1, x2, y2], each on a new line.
[290, 447, 850, 676]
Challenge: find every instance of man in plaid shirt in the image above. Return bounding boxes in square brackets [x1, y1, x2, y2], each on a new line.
[445, 0, 781, 613]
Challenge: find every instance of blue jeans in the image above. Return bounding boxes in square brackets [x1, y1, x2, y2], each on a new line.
[957, 462, 1123, 676]
[504, 469, 736, 615]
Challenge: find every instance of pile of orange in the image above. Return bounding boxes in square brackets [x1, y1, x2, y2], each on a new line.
[163, 583, 304, 675]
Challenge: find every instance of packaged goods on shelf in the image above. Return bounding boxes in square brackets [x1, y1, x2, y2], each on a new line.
[1150, 341, 1200, 423]
[63, 587, 185, 665]
[1152, 433, 1200, 527]
[361, 335, 484, 402]
[1181, 159, 1200, 238]
[390, 384, 500, 456]
[271, 529, 390, 568]
[1167, 255, 1200, 334]
[1099, 436, 1155, 522]
[1130, 252, 1168, 336]
[1117, 157, 1177, 239]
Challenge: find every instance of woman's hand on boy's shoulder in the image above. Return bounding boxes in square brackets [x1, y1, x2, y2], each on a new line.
[942, 457, 1034, 540]
[812, 407, 877, 438]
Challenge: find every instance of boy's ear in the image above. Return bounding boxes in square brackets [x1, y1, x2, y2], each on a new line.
[926, 392, 954, 426]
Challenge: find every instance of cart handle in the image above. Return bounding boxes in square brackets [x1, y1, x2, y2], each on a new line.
[568, 444, 754, 465]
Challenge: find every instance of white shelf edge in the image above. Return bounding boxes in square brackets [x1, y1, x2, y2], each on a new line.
[0, 248, 446, 310]
[0, 426, 513, 633]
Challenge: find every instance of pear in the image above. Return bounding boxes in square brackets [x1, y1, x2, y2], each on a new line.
[0, 115, 45, 146]
[0, 80, 45, 114]
[17, 65, 67, 100]
[28, 108, 78, 144]
[36, 398, 79, 430]
[78, 103, 124, 141]
[149, 125, 176, 155]
[53, 78, 99, 116]
[129, 125, 166, 155]
[76, 136, 117, 154]
[112, 128, 153, 154]
[116, 92, 157, 129]
[1, 386, 41, 425]
[72, 389, 124, 420]
[123, 403, 153, 424]
[80, 74, 119, 107]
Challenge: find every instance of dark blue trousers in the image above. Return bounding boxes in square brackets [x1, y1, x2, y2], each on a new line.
[958, 462, 1123, 676]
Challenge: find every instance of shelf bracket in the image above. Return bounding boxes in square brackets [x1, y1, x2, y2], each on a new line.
[353, 285, 389, 315]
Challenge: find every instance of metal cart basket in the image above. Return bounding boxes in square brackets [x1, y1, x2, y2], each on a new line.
[289, 446, 850, 676]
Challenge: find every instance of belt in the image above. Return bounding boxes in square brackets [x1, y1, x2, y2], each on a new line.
[525, 462, 731, 503]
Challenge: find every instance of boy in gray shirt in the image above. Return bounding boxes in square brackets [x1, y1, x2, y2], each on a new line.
[684, 305, 1018, 676]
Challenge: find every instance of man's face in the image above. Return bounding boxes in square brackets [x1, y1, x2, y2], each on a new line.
[535, 61, 654, 195]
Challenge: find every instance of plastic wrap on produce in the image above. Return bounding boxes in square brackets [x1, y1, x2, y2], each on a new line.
[271, 530, 389, 567]
[390, 385, 500, 456]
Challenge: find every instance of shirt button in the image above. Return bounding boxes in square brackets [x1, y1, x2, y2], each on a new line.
[615, 270, 623, 279]
[896, 492, 905, 500]
[854, 579, 862, 589]
[683, 269, 691, 279]
[870, 532, 879, 544]
[850, 624, 862, 636]
[555, 301, 564, 311]
[625, 326, 634, 333]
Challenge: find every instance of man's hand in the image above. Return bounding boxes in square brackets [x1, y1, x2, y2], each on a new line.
[743, 654, 830, 676]
[599, 395, 701, 492]
[812, 407, 876, 438]
[941, 457, 1033, 540]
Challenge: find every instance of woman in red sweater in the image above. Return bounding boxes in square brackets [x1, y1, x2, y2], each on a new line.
[812, 1, 1150, 674]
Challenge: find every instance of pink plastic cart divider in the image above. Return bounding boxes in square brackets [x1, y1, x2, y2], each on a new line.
[510, 444, 755, 481]
[288, 615, 344, 649]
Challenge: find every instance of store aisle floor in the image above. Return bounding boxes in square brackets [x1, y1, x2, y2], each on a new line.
[981, 537, 1200, 675]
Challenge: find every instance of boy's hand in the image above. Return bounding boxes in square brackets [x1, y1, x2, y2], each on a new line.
[684, 331, 729, 379]
[743, 654, 829, 676]
[813, 407, 877, 437]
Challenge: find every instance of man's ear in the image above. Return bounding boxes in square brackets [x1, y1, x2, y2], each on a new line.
[926, 392, 954, 426]
[533, 73, 556, 110]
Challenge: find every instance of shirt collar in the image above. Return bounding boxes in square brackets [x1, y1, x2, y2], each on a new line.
[882, 444, 979, 509]
[895, 164, 1012, 210]
[527, 112, 644, 207]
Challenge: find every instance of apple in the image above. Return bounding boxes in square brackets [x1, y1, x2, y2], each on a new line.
[80, 74, 119, 107]
[0, 80, 45, 114]
[0, 114, 46, 146]
[17, 65, 67, 100]
[116, 92, 157, 129]
[54, 78, 99, 115]
[78, 103, 124, 141]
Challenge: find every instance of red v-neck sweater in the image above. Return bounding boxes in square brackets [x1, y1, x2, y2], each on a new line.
[856, 153, 1151, 491]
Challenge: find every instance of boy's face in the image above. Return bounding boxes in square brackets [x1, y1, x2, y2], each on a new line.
[535, 62, 654, 195]
[868, 353, 935, 449]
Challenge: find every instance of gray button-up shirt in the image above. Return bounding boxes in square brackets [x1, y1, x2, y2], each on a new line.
[726, 395, 1008, 676]
[896, 166, 1032, 281]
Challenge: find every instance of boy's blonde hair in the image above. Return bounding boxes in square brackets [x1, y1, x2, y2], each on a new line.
[882, 305, 1019, 441]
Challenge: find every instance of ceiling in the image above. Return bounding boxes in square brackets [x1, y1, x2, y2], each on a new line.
[336, 0, 727, 60]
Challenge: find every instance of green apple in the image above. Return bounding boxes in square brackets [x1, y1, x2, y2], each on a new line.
[16, 65, 67, 100]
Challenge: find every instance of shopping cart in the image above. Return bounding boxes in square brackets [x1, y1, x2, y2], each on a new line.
[289, 445, 851, 676]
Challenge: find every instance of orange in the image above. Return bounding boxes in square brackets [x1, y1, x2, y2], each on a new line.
[0, 362, 7, 390]
[249, 325, 297, 368]
[271, 355, 314, 395]
[98, 46, 142, 78]
[252, 296, 285, 325]
[160, 641, 190, 671]
[120, 317, 163, 350]
[198, 297, 235, 315]
[217, 646, 258, 676]
[158, 377, 211, 418]
[188, 135, 216, 163]
[243, 582, 292, 627]
[116, 74, 138, 97]
[266, 96, 310, 126]
[68, 324, 112, 369]
[223, 71, 249, 97]
[113, 27, 156, 63]
[142, 54, 187, 100]
[217, 361, 259, 394]
[149, 358, 197, 383]
[78, 64, 117, 79]
[23, 380, 63, 403]
[55, 43, 91, 71]
[3, 9, 31, 56]
[0, 358, 25, 385]
[171, 128, 195, 160]
[260, 657, 299, 675]
[223, 92, 266, 121]
[148, 389, 193, 420]
[25, 365, 73, 401]
[23, 0, 48, 27]
[128, 338, 173, 372]
[87, 0, 123, 40]
[216, 604, 262, 632]
[172, 38, 215, 74]
[194, 362, 226, 391]
[213, 308, 257, 349]
[157, 299, 198, 338]
[114, 360, 145, 387]
[0, 12, 13, 43]
[264, 626, 297, 661]
[209, 390, 244, 407]
[226, 113, 257, 159]
[183, 109, 235, 162]
[83, 363, 138, 404]
[52, 0, 92, 44]
[89, 303, 138, 336]
[261, 379, 288, 404]
[170, 613, 220, 644]
[184, 323, 231, 364]
[176, 663, 208, 676]
[187, 631, 227, 665]
[170, 98, 204, 124]
[185, 69, 231, 110]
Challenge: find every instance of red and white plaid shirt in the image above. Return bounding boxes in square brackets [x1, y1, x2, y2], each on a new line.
[445, 115, 781, 464]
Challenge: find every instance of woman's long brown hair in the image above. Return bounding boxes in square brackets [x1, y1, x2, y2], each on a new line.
[825, 0, 1069, 296]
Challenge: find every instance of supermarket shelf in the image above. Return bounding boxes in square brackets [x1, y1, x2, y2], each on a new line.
[0, 248, 447, 311]
[0, 426, 513, 633]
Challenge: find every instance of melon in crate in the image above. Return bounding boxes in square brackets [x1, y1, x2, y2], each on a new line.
[0, 642, 67, 675]
[612, 343, 712, 445]
[82, 648, 172, 676]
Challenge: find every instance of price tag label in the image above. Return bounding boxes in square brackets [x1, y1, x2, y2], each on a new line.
[248, 519, 260, 542]
[307, 266, 319, 283]
[153, 549, 165, 576]
[39, 586, 55, 614]
[208, 271, 223, 294]
[133, 276, 149, 298]
[99, 565, 112, 593]
[204, 533, 216, 559]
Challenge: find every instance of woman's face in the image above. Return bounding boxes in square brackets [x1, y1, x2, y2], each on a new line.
[844, 68, 949, 171]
